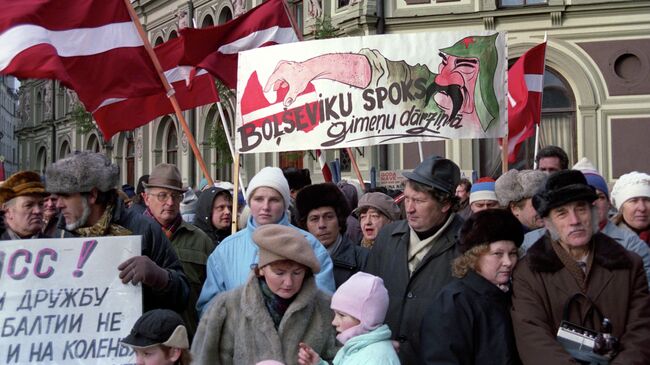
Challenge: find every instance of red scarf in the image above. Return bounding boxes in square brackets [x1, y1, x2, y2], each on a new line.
[144, 209, 182, 239]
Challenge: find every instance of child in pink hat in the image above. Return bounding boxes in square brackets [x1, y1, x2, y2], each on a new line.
[297, 272, 400, 365]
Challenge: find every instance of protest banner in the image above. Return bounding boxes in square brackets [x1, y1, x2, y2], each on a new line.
[235, 30, 507, 154]
[0, 236, 142, 365]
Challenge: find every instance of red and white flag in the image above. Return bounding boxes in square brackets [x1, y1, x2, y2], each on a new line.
[179, 0, 299, 89]
[0, 0, 164, 117]
[504, 42, 547, 163]
[93, 37, 219, 139]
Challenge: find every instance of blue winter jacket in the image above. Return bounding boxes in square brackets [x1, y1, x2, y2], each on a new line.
[318, 324, 400, 365]
[196, 213, 335, 317]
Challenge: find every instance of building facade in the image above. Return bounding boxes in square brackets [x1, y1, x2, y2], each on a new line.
[0, 75, 19, 178]
[15, 0, 650, 187]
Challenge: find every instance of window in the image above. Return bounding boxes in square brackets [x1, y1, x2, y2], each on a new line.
[126, 137, 135, 186]
[201, 15, 214, 28]
[290, 1, 303, 33]
[166, 124, 178, 165]
[218, 8, 232, 24]
[499, 0, 546, 7]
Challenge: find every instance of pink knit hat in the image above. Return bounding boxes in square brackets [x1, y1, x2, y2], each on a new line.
[330, 272, 389, 344]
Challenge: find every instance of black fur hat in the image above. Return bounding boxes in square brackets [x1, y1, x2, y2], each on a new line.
[532, 170, 597, 218]
[296, 183, 350, 233]
[459, 209, 524, 253]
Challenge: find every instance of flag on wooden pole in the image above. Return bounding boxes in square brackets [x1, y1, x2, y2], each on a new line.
[503, 42, 547, 163]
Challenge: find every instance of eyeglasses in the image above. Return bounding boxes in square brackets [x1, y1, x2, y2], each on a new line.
[150, 192, 183, 203]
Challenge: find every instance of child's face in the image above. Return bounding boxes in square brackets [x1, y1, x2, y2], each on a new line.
[332, 310, 361, 334]
[133, 346, 178, 365]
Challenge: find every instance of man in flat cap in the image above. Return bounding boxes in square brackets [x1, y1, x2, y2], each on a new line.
[0, 171, 48, 240]
[511, 170, 650, 364]
[45, 151, 190, 313]
[365, 155, 464, 365]
[143, 163, 214, 339]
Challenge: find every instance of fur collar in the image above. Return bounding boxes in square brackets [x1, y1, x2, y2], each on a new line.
[527, 232, 632, 273]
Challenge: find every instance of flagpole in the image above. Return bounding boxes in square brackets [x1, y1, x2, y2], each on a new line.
[231, 152, 241, 234]
[123, 0, 214, 185]
[346, 148, 366, 192]
[533, 32, 548, 169]
[502, 132, 509, 174]
[418, 142, 424, 162]
[216, 101, 247, 198]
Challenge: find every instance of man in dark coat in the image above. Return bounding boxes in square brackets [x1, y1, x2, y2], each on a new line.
[511, 170, 650, 364]
[296, 183, 368, 288]
[364, 155, 463, 365]
[45, 151, 190, 314]
[193, 186, 232, 246]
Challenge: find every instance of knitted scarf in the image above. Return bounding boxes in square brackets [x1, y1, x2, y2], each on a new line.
[258, 277, 295, 330]
[144, 208, 182, 239]
[74, 204, 132, 237]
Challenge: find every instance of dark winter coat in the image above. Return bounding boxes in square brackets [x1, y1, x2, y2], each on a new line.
[55, 199, 190, 313]
[193, 186, 231, 246]
[331, 235, 369, 288]
[364, 214, 464, 365]
[420, 270, 521, 365]
[168, 219, 215, 340]
[511, 232, 650, 365]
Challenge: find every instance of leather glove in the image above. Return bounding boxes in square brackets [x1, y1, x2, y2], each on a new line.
[118, 255, 169, 289]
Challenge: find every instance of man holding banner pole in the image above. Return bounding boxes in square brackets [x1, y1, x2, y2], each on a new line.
[45, 151, 190, 313]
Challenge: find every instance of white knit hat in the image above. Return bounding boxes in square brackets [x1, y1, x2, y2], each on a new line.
[246, 167, 291, 210]
[610, 171, 650, 210]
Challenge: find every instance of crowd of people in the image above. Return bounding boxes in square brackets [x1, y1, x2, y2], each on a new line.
[1, 145, 649, 365]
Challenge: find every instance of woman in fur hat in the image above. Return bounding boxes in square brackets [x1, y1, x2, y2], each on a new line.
[192, 224, 338, 365]
[419, 209, 524, 365]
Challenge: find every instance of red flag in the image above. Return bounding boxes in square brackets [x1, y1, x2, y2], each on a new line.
[92, 38, 219, 139]
[316, 150, 332, 182]
[0, 0, 164, 115]
[504, 42, 547, 163]
[179, 0, 299, 89]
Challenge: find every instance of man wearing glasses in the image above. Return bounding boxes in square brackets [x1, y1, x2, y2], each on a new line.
[45, 152, 189, 315]
[143, 163, 214, 340]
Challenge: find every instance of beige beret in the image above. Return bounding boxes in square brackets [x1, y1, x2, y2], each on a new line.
[253, 224, 320, 274]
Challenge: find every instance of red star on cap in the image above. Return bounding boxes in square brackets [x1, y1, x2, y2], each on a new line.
[463, 37, 475, 48]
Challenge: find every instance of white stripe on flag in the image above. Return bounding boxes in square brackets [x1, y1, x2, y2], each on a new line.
[92, 97, 128, 113]
[242, 92, 318, 124]
[217, 26, 298, 55]
[524, 74, 544, 93]
[0, 22, 143, 70]
[164, 67, 208, 84]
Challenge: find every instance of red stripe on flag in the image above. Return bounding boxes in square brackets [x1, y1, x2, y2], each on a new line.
[179, 0, 298, 89]
[0, 0, 165, 133]
[503, 42, 547, 163]
[93, 38, 219, 139]
[1, 0, 132, 30]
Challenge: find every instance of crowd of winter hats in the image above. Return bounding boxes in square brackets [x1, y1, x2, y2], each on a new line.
[495, 169, 546, 207]
[246, 166, 291, 210]
[469, 177, 497, 205]
[0, 171, 47, 204]
[253, 224, 321, 274]
[46, 151, 119, 194]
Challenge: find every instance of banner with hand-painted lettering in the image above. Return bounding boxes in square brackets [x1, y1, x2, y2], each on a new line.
[236, 31, 507, 153]
[0, 236, 142, 365]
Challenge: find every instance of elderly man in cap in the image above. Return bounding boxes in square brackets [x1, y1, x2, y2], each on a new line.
[364, 155, 463, 365]
[353, 192, 401, 248]
[0, 171, 48, 240]
[143, 163, 215, 339]
[511, 170, 650, 364]
[495, 169, 547, 232]
[45, 151, 189, 313]
[522, 159, 650, 286]
[296, 183, 369, 288]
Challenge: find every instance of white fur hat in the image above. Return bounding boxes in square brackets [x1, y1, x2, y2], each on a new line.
[610, 171, 650, 210]
[246, 167, 291, 210]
